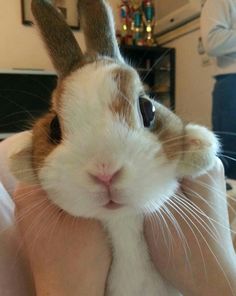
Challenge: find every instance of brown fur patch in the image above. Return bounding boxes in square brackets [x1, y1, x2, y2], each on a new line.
[52, 79, 65, 113]
[78, 0, 120, 58]
[110, 67, 139, 128]
[153, 103, 185, 160]
[32, 0, 84, 77]
[32, 113, 59, 172]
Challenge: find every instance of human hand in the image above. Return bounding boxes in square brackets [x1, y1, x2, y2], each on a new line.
[13, 160, 236, 296]
[13, 184, 111, 296]
[145, 158, 236, 296]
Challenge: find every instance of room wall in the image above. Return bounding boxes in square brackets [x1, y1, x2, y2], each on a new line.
[0, 0, 120, 70]
[166, 28, 215, 127]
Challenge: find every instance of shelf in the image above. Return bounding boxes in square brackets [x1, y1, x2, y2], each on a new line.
[120, 45, 175, 110]
[137, 68, 152, 72]
[120, 45, 172, 55]
[158, 67, 171, 72]
[148, 91, 170, 97]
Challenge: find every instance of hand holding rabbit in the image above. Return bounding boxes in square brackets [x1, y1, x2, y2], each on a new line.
[12, 159, 236, 296]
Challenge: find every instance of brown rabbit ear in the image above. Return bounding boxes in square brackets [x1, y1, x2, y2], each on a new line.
[31, 0, 84, 77]
[78, 0, 122, 59]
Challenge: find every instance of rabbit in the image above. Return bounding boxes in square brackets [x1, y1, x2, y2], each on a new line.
[8, 0, 219, 295]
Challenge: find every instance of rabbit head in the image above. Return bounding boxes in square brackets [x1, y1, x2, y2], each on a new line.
[9, 0, 219, 220]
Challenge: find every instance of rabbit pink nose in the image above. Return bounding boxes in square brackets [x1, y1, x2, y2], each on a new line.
[96, 174, 113, 184]
[90, 169, 122, 186]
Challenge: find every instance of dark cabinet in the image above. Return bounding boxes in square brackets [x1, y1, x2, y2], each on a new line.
[120, 45, 175, 110]
[0, 71, 57, 139]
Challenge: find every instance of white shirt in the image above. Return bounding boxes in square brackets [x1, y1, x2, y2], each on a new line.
[201, 0, 236, 75]
[0, 182, 35, 295]
[0, 182, 14, 231]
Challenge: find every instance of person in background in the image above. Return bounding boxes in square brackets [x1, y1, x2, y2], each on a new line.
[201, 0, 236, 186]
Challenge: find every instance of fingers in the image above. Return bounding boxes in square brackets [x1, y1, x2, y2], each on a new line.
[13, 184, 50, 210]
[144, 157, 234, 295]
[12, 184, 111, 296]
[145, 157, 227, 263]
[12, 184, 59, 233]
[177, 157, 230, 238]
[180, 157, 226, 207]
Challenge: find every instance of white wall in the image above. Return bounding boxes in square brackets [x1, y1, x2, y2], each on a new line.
[0, 0, 120, 70]
[167, 29, 215, 127]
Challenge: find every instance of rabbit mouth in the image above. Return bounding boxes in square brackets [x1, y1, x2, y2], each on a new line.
[102, 189, 124, 210]
[103, 200, 123, 210]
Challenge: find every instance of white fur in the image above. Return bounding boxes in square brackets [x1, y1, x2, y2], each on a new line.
[105, 216, 168, 296]
[37, 62, 182, 295]
[178, 123, 220, 177]
[105, 215, 180, 296]
[7, 131, 32, 157]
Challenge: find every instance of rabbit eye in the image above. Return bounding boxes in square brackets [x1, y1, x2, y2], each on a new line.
[139, 97, 156, 128]
[49, 115, 62, 144]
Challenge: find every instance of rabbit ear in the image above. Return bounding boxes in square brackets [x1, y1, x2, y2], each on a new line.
[31, 0, 84, 77]
[78, 0, 122, 59]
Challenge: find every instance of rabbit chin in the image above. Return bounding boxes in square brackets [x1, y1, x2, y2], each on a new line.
[38, 185, 179, 221]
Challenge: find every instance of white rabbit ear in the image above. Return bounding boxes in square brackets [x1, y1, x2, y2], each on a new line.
[31, 0, 84, 77]
[78, 0, 122, 59]
[8, 132, 37, 184]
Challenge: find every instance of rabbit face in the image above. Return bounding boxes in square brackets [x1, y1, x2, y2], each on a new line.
[35, 60, 181, 219]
